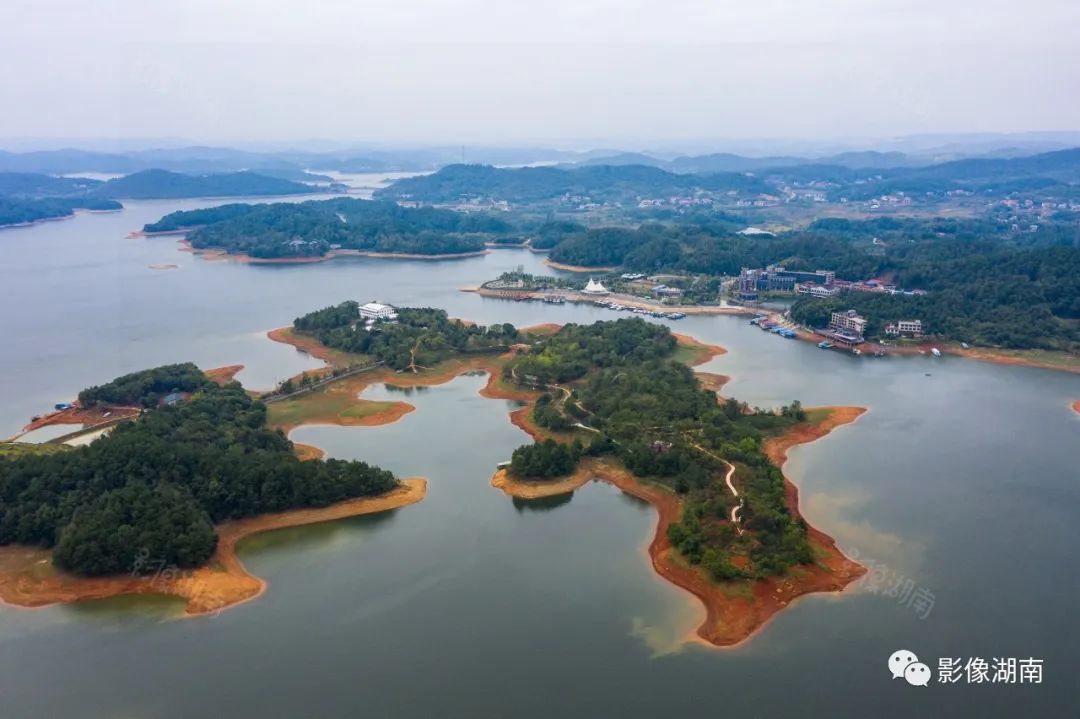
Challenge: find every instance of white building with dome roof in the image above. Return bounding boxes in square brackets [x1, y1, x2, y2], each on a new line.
[582, 278, 609, 295]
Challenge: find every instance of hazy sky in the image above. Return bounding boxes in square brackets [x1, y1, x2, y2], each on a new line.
[2, 0, 1078, 146]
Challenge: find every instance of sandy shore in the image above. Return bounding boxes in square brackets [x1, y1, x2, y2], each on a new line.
[0, 479, 427, 616]
[266, 329, 540, 437]
[204, 364, 245, 386]
[490, 407, 867, 648]
[695, 372, 731, 395]
[543, 259, 620, 272]
[673, 332, 727, 366]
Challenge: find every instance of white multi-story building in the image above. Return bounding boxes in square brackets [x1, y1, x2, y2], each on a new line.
[359, 302, 398, 321]
[886, 319, 923, 336]
[797, 283, 841, 298]
[829, 310, 867, 338]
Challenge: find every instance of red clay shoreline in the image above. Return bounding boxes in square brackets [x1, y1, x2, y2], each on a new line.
[0, 479, 427, 615]
[2, 321, 867, 643]
[492, 407, 867, 648]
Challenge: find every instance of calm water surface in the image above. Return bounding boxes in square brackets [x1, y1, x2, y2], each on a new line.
[0, 198, 1078, 717]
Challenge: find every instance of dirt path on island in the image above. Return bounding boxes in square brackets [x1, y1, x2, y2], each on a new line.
[490, 407, 867, 648]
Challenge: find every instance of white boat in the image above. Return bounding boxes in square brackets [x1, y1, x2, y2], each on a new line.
[931, 347, 942, 357]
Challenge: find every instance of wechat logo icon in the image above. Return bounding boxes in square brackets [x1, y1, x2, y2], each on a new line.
[889, 649, 932, 686]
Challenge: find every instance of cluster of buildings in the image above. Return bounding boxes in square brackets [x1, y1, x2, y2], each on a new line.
[818, 309, 923, 345]
[738, 265, 925, 303]
[737, 265, 834, 301]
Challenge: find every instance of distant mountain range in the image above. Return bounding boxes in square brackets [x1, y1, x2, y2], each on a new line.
[373, 163, 773, 203]
[0, 169, 320, 200]
[0, 145, 584, 176]
[577, 150, 921, 173]
[376, 146, 1080, 204]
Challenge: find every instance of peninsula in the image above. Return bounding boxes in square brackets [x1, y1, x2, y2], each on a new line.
[0, 363, 423, 614]
[268, 303, 866, 647]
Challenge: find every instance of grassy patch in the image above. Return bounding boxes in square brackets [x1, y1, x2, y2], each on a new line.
[266, 382, 404, 430]
[0, 442, 72, 458]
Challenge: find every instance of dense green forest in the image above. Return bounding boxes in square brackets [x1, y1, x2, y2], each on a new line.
[89, 170, 313, 199]
[0, 172, 103, 196]
[0, 366, 397, 576]
[510, 318, 675, 384]
[78, 363, 211, 407]
[505, 318, 811, 580]
[293, 304, 520, 370]
[0, 196, 122, 227]
[373, 163, 772, 203]
[146, 198, 515, 258]
[536, 217, 1080, 351]
[509, 439, 583, 478]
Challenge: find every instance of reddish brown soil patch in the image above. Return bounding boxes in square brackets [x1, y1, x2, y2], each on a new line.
[267, 327, 363, 367]
[520, 323, 562, 337]
[292, 442, 326, 461]
[15, 404, 140, 438]
[204, 364, 244, 386]
[0, 479, 426, 615]
[674, 333, 727, 367]
[1072, 400, 1080, 415]
[695, 372, 730, 395]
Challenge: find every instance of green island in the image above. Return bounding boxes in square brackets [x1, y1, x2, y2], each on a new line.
[269, 306, 867, 644]
[0, 302, 862, 644]
[0, 363, 397, 577]
[0, 168, 329, 228]
[0, 196, 122, 227]
[144, 198, 515, 259]
[291, 303, 519, 369]
[502, 318, 814, 578]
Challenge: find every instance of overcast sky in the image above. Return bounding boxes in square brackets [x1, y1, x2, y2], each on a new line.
[1, 0, 1078, 147]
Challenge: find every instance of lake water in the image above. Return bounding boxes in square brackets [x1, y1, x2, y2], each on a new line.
[1, 192, 1078, 717]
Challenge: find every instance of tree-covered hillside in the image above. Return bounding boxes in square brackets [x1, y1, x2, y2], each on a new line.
[292, 304, 519, 370]
[146, 198, 515, 258]
[373, 163, 772, 203]
[505, 318, 812, 580]
[0, 366, 397, 576]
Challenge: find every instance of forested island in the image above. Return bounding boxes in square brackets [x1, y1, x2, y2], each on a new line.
[89, 169, 316, 199]
[0, 168, 326, 229]
[272, 307, 867, 645]
[0, 196, 122, 227]
[500, 319, 818, 579]
[292, 303, 519, 369]
[0, 364, 399, 577]
[144, 198, 516, 259]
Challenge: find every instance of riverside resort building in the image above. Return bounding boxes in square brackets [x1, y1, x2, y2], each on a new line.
[359, 302, 398, 321]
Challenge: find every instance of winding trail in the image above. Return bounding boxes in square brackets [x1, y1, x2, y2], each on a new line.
[689, 442, 743, 535]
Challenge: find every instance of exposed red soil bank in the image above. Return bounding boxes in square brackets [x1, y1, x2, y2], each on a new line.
[491, 407, 867, 648]
[0, 479, 427, 615]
